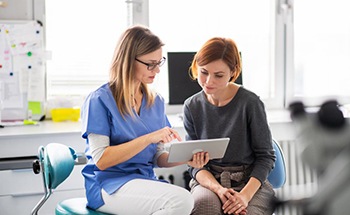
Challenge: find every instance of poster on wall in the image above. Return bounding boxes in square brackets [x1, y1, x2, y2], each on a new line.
[0, 20, 46, 121]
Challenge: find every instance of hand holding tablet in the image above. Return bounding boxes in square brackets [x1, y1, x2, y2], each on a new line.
[167, 138, 230, 163]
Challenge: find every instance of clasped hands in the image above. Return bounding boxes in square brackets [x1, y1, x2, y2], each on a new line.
[218, 187, 248, 215]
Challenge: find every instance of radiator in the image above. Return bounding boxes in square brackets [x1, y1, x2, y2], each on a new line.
[274, 140, 318, 215]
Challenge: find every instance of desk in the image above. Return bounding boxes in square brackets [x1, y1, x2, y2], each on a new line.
[0, 121, 85, 159]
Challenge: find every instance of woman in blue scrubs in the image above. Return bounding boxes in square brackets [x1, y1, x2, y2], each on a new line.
[80, 25, 209, 215]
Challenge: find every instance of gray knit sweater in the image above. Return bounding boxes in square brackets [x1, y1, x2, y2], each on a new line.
[183, 87, 276, 184]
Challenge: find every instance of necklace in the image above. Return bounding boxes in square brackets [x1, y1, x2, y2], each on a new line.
[132, 93, 142, 108]
[132, 88, 142, 110]
[132, 97, 137, 107]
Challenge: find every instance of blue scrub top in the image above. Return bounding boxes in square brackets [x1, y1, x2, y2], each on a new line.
[81, 83, 171, 210]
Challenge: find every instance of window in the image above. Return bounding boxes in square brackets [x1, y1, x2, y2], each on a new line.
[40, 0, 350, 112]
[149, 0, 279, 109]
[290, 0, 350, 106]
[43, 0, 280, 110]
[45, 0, 128, 99]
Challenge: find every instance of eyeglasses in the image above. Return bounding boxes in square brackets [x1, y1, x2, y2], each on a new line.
[135, 57, 166, 71]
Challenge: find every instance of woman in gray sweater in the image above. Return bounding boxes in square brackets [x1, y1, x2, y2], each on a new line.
[184, 37, 276, 215]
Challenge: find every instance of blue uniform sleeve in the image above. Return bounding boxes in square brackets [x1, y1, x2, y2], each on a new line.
[81, 92, 111, 139]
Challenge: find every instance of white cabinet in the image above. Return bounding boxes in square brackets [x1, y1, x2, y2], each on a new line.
[0, 166, 85, 215]
[0, 121, 86, 215]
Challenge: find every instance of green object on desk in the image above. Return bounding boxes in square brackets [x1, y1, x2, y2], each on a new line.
[23, 120, 38, 125]
[0, 120, 38, 127]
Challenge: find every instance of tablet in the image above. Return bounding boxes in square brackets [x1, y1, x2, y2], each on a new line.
[167, 138, 230, 163]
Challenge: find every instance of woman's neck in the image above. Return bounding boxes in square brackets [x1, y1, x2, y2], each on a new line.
[206, 83, 239, 107]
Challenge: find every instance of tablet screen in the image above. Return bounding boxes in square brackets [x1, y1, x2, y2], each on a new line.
[167, 138, 230, 163]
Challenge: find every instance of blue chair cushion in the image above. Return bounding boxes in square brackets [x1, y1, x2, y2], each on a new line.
[55, 198, 110, 215]
[44, 143, 76, 189]
[268, 140, 287, 189]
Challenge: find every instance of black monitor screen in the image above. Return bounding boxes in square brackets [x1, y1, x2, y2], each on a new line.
[168, 52, 200, 104]
[167, 52, 243, 105]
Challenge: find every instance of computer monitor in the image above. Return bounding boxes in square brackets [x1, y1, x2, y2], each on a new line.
[167, 52, 243, 105]
[168, 52, 199, 105]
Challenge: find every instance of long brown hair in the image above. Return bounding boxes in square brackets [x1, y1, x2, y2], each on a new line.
[109, 25, 164, 118]
[190, 37, 242, 82]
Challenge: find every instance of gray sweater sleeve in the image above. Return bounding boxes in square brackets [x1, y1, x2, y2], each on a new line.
[245, 96, 275, 183]
[184, 88, 276, 184]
